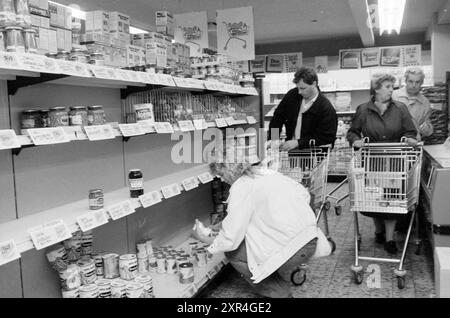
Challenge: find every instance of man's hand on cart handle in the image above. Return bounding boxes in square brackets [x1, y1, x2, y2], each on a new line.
[405, 138, 418, 146]
[280, 140, 299, 151]
[352, 139, 364, 149]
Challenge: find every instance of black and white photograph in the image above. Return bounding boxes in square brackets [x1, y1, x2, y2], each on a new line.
[339, 49, 361, 69]
[380, 47, 402, 67]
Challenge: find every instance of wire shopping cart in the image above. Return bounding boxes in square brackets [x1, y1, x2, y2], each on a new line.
[348, 138, 423, 289]
[266, 140, 336, 286]
[223, 22, 249, 50]
[179, 26, 202, 53]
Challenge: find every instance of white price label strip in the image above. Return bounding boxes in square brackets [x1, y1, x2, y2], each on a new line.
[193, 119, 208, 130]
[89, 65, 117, 80]
[182, 177, 199, 191]
[182, 284, 197, 298]
[55, 60, 91, 77]
[107, 200, 135, 221]
[215, 118, 228, 128]
[76, 209, 109, 232]
[154, 122, 174, 134]
[28, 219, 72, 250]
[19, 54, 51, 73]
[143, 73, 158, 84]
[177, 120, 195, 132]
[28, 127, 70, 145]
[156, 74, 176, 86]
[118, 123, 145, 137]
[0, 240, 20, 266]
[198, 172, 214, 184]
[0, 129, 20, 150]
[139, 191, 162, 208]
[0, 52, 23, 69]
[84, 125, 116, 141]
[161, 184, 181, 199]
[114, 69, 131, 82]
[246, 116, 257, 124]
[207, 268, 218, 279]
[225, 117, 235, 126]
[137, 120, 156, 134]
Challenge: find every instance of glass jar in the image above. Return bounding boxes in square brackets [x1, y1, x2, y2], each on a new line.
[14, 0, 31, 27]
[89, 53, 104, 66]
[5, 26, 25, 53]
[69, 48, 89, 64]
[56, 50, 70, 60]
[39, 109, 49, 128]
[89, 189, 103, 210]
[48, 107, 69, 127]
[0, 0, 16, 27]
[23, 28, 37, 54]
[21, 110, 40, 129]
[155, 67, 164, 74]
[45, 52, 58, 59]
[128, 169, 143, 198]
[0, 28, 6, 51]
[69, 106, 88, 126]
[87, 105, 106, 126]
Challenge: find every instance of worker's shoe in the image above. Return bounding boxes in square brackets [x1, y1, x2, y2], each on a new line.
[384, 240, 398, 254]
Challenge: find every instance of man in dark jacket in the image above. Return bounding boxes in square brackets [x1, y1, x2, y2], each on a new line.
[268, 66, 337, 150]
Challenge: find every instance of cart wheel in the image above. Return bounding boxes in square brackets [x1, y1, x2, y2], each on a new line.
[291, 268, 307, 286]
[415, 243, 421, 255]
[328, 238, 336, 254]
[354, 271, 364, 284]
[397, 276, 406, 289]
[335, 205, 342, 216]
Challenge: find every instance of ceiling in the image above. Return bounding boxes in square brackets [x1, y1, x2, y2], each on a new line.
[59, 0, 447, 44]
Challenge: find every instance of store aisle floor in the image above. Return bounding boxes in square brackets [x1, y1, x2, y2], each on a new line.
[199, 182, 436, 298]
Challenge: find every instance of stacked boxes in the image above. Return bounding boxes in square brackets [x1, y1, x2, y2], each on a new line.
[48, 1, 72, 52]
[155, 11, 174, 37]
[109, 12, 130, 43]
[126, 45, 146, 67]
[29, 0, 57, 54]
[85, 11, 109, 35]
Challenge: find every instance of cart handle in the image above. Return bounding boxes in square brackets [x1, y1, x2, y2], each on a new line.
[356, 136, 423, 148]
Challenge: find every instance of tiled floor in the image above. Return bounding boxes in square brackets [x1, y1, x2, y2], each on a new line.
[199, 182, 436, 298]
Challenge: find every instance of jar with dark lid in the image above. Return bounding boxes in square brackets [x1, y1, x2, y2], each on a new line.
[0, 29, 6, 52]
[5, 26, 24, 53]
[69, 48, 89, 64]
[89, 53, 104, 66]
[46, 52, 58, 59]
[48, 107, 69, 127]
[69, 106, 88, 126]
[21, 109, 39, 129]
[39, 109, 49, 128]
[87, 105, 106, 126]
[56, 50, 70, 60]
[128, 169, 143, 198]
[89, 189, 104, 210]
[23, 28, 37, 53]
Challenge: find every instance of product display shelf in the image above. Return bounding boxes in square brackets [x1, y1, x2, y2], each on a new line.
[0, 164, 211, 258]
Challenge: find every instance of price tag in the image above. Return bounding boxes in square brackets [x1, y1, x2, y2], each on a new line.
[203, 81, 217, 91]
[0, 240, 21, 266]
[246, 116, 257, 124]
[248, 87, 258, 95]
[172, 77, 188, 88]
[28, 219, 72, 250]
[154, 122, 174, 134]
[107, 200, 135, 221]
[177, 120, 195, 132]
[214, 264, 221, 272]
[182, 284, 197, 298]
[19, 54, 50, 73]
[28, 127, 70, 145]
[114, 69, 131, 82]
[118, 123, 145, 137]
[0, 52, 23, 69]
[215, 118, 228, 128]
[55, 60, 91, 77]
[139, 191, 162, 208]
[225, 117, 235, 126]
[90, 65, 117, 80]
[84, 125, 116, 141]
[193, 119, 208, 130]
[0, 129, 20, 150]
[207, 267, 218, 279]
[156, 74, 175, 86]
[161, 183, 181, 199]
[124, 70, 139, 82]
[76, 209, 109, 232]
[182, 177, 199, 191]
[198, 172, 214, 184]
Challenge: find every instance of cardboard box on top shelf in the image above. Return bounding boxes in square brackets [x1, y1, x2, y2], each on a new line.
[37, 27, 49, 53]
[145, 43, 157, 65]
[155, 11, 174, 37]
[64, 29, 72, 52]
[64, 8, 72, 30]
[109, 11, 130, 42]
[126, 44, 146, 67]
[48, 28, 57, 53]
[29, 0, 48, 10]
[85, 11, 110, 34]
[156, 44, 167, 68]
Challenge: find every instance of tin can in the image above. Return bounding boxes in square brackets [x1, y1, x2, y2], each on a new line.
[23, 28, 37, 53]
[21, 110, 39, 129]
[56, 50, 70, 60]
[93, 253, 105, 277]
[87, 105, 106, 126]
[126, 282, 144, 298]
[188, 242, 198, 257]
[95, 279, 111, 298]
[166, 255, 177, 274]
[5, 26, 24, 53]
[89, 189, 104, 210]
[79, 284, 99, 298]
[136, 239, 147, 258]
[81, 232, 93, 256]
[48, 106, 69, 127]
[195, 248, 208, 267]
[61, 288, 79, 298]
[77, 258, 97, 285]
[145, 238, 154, 256]
[156, 254, 166, 274]
[59, 263, 81, 291]
[64, 233, 82, 262]
[135, 274, 154, 298]
[69, 106, 88, 127]
[89, 52, 104, 66]
[137, 256, 148, 273]
[39, 109, 49, 128]
[110, 279, 127, 298]
[148, 254, 157, 273]
[102, 253, 120, 279]
[176, 256, 189, 271]
[179, 262, 194, 284]
[128, 169, 144, 198]
[119, 254, 138, 281]
[69, 48, 89, 63]
[46, 244, 68, 272]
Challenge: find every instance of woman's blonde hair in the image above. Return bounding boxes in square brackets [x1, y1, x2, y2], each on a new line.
[209, 156, 261, 182]
[370, 73, 396, 96]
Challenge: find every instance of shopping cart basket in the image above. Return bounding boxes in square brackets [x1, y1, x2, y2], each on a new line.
[266, 140, 336, 286]
[179, 26, 202, 53]
[223, 22, 249, 50]
[348, 138, 423, 289]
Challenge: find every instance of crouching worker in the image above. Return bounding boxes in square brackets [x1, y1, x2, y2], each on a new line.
[192, 159, 332, 298]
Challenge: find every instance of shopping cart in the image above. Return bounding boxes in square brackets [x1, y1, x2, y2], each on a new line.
[223, 22, 249, 50]
[348, 138, 423, 289]
[266, 140, 336, 286]
[179, 26, 202, 53]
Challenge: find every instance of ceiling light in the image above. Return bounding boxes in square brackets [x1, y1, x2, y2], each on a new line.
[48, 1, 86, 19]
[130, 26, 149, 34]
[378, 0, 406, 35]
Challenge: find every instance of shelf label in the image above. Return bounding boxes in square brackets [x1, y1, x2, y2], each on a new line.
[20, 54, 51, 73]
[193, 119, 208, 130]
[28, 127, 70, 145]
[0, 52, 23, 69]
[172, 77, 189, 88]
[0, 130, 20, 150]
[177, 120, 195, 132]
[198, 172, 214, 184]
[55, 60, 91, 77]
[203, 81, 218, 91]
[246, 116, 257, 124]
[225, 117, 235, 126]
[161, 183, 181, 199]
[76, 209, 109, 232]
[139, 191, 162, 208]
[182, 177, 199, 191]
[154, 122, 174, 134]
[28, 219, 72, 250]
[114, 69, 131, 82]
[155, 74, 176, 86]
[207, 267, 218, 279]
[136, 120, 156, 134]
[89, 65, 117, 80]
[0, 239, 21, 266]
[126, 70, 141, 82]
[182, 284, 197, 298]
[214, 118, 228, 128]
[118, 123, 145, 137]
[107, 200, 135, 221]
[84, 125, 116, 141]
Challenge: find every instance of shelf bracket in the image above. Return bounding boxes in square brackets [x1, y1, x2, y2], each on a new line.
[11, 144, 35, 156]
[120, 84, 164, 100]
[123, 136, 131, 142]
[7, 73, 70, 96]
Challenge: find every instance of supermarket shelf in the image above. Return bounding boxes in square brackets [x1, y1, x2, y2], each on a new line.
[0, 164, 212, 256]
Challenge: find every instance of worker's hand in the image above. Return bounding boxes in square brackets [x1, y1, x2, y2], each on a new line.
[192, 224, 215, 245]
[280, 140, 299, 151]
[352, 139, 364, 149]
[405, 138, 418, 147]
